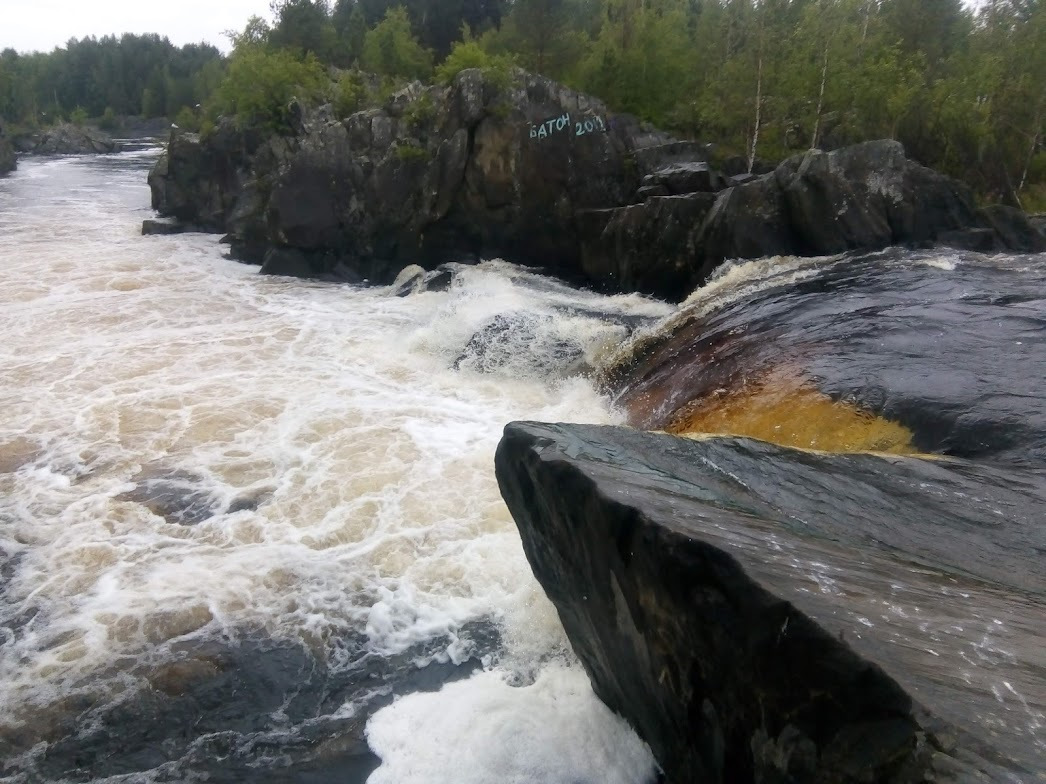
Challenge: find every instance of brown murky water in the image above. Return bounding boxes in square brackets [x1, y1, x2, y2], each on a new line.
[0, 148, 665, 783]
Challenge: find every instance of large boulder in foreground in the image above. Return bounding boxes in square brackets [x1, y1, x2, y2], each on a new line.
[31, 123, 120, 155]
[496, 422, 1043, 783]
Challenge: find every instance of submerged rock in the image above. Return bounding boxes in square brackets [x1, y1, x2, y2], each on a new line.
[453, 312, 592, 378]
[6, 623, 499, 783]
[496, 422, 1044, 783]
[116, 467, 270, 526]
[31, 123, 120, 155]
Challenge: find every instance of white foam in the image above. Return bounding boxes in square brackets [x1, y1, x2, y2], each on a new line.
[366, 663, 658, 784]
[0, 150, 657, 781]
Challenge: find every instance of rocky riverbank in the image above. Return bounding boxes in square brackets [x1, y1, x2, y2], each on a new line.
[146, 68, 1044, 300]
[29, 123, 121, 155]
[0, 123, 14, 175]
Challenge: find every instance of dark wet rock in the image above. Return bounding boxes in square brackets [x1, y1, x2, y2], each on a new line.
[11, 134, 37, 154]
[7, 622, 499, 783]
[389, 262, 459, 295]
[421, 263, 456, 292]
[978, 204, 1046, 251]
[145, 70, 709, 290]
[579, 193, 716, 300]
[608, 252, 1046, 465]
[227, 490, 271, 514]
[704, 142, 1045, 268]
[141, 218, 201, 235]
[261, 246, 323, 279]
[390, 264, 427, 296]
[147, 71, 1041, 300]
[117, 469, 221, 525]
[31, 123, 120, 155]
[496, 421, 1043, 783]
[690, 142, 1046, 290]
[116, 468, 272, 525]
[632, 140, 711, 172]
[1030, 213, 1046, 237]
[937, 227, 998, 252]
[642, 162, 726, 196]
[0, 125, 14, 175]
[453, 312, 590, 377]
[635, 183, 670, 200]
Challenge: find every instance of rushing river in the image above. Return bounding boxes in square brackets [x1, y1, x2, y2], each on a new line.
[2, 145, 1044, 782]
[0, 147, 667, 782]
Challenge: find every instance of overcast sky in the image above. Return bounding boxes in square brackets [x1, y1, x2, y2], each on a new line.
[0, 0, 271, 54]
[1, 0, 991, 56]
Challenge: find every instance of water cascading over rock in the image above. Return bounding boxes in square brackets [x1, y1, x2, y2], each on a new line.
[497, 252, 1046, 782]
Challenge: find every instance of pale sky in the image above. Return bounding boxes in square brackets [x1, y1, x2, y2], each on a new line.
[0, 0, 991, 56]
[0, 0, 272, 54]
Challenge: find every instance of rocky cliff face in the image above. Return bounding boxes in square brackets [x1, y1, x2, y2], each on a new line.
[147, 68, 1045, 299]
[496, 422, 1042, 783]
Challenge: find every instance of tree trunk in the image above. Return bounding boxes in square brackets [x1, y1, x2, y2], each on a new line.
[811, 40, 829, 149]
[749, 49, 763, 174]
[1016, 91, 1045, 196]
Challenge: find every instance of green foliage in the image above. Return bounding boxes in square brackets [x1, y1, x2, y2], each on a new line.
[361, 7, 434, 80]
[0, 35, 222, 124]
[434, 37, 515, 85]
[393, 139, 428, 162]
[575, 1, 693, 126]
[269, 0, 337, 59]
[485, 0, 587, 79]
[174, 105, 201, 132]
[333, 71, 368, 117]
[99, 106, 118, 131]
[69, 106, 88, 127]
[3, 0, 1043, 205]
[225, 15, 272, 51]
[211, 48, 326, 132]
[403, 90, 436, 128]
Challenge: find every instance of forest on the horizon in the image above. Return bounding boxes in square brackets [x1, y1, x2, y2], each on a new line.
[0, 0, 1043, 208]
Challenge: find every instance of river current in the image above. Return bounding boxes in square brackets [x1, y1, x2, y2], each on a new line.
[2, 145, 1044, 782]
[0, 147, 666, 781]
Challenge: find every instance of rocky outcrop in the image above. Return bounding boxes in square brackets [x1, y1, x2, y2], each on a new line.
[1026, 212, 1045, 239]
[141, 218, 203, 235]
[0, 122, 14, 175]
[496, 421, 1042, 783]
[147, 69, 1045, 299]
[31, 123, 120, 155]
[148, 72, 669, 284]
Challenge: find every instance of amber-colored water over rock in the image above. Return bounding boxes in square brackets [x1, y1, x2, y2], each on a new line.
[662, 367, 916, 454]
[606, 250, 1046, 464]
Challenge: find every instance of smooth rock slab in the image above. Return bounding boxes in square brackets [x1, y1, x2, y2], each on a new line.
[496, 422, 1044, 783]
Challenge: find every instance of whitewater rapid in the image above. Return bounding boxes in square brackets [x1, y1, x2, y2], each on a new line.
[0, 148, 670, 781]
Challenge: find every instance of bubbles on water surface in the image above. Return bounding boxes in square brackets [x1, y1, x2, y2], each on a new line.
[0, 151, 663, 782]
